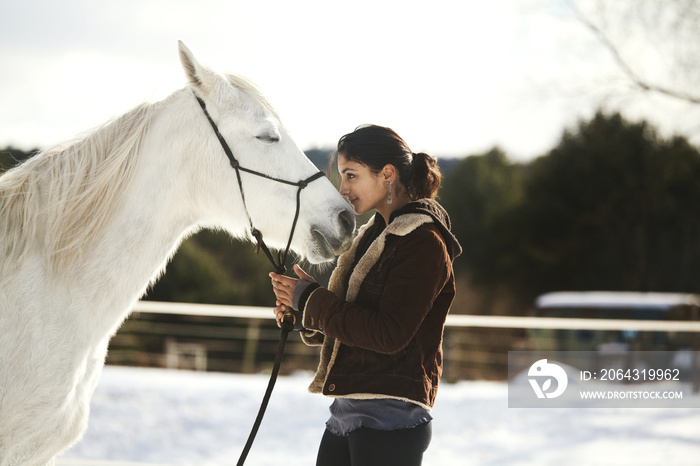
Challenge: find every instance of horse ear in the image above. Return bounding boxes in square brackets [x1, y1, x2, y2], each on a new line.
[178, 41, 216, 93]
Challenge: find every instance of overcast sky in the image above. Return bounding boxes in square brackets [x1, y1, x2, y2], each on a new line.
[0, 0, 695, 161]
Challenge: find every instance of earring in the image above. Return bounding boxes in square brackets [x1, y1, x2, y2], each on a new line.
[386, 181, 393, 205]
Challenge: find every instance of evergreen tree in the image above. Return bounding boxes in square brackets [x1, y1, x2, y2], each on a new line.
[500, 111, 700, 297]
[440, 148, 524, 282]
[0, 147, 38, 173]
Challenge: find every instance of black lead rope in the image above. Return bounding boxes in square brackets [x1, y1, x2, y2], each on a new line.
[236, 315, 294, 466]
[194, 93, 324, 464]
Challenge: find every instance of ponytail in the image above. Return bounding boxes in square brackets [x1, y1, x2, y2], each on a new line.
[406, 152, 441, 200]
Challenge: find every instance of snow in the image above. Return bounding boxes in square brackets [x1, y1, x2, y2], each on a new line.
[58, 366, 700, 466]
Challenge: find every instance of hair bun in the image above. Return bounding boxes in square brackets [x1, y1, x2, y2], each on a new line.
[408, 152, 441, 199]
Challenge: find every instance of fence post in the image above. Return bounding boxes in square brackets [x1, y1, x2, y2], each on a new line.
[242, 319, 261, 373]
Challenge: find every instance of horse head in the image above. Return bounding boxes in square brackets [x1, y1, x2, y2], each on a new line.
[177, 42, 354, 263]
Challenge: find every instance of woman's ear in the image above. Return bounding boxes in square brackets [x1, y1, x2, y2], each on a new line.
[382, 164, 397, 183]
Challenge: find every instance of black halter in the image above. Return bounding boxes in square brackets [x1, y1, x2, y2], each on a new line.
[194, 94, 324, 275]
[196, 92, 326, 465]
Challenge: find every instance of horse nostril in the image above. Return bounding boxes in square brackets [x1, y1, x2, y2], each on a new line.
[338, 207, 355, 237]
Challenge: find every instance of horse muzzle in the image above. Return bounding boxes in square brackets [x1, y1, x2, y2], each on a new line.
[309, 206, 355, 262]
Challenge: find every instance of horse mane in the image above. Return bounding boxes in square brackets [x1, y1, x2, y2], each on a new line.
[0, 101, 160, 274]
[0, 74, 270, 276]
[226, 74, 280, 119]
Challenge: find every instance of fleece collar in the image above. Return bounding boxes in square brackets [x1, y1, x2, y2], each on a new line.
[328, 212, 434, 303]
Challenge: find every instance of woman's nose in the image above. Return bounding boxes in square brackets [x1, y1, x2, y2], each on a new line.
[339, 180, 349, 196]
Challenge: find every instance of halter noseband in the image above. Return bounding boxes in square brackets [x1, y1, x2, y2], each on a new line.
[194, 93, 324, 275]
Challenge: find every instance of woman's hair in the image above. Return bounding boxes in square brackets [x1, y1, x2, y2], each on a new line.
[332, 124, 441, 200]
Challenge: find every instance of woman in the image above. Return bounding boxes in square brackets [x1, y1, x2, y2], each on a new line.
[270, 124, 461, 466]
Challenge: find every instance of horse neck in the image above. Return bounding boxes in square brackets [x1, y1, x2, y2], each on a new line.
[56, 90, 246, 327]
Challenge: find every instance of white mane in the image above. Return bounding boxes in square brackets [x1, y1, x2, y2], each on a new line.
[0, 102, 159, 274]
[225, 74, 280, 119]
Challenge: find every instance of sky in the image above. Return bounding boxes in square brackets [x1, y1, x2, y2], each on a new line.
[1, 0, 697, 161]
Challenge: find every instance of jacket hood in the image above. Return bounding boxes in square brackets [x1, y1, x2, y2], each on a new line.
[388, 199, 462, 261]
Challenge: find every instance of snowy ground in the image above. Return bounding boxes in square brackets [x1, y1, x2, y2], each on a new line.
[57, 366, 700, 466]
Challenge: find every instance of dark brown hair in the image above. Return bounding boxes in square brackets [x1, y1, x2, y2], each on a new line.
[332, 124, 441, 200]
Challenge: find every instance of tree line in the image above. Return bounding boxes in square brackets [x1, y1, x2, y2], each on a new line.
[440, 111, 700, 304]
[3, 110, 700, 307]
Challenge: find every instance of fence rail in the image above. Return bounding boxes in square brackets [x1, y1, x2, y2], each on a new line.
[134, 301, 700, 332]
[111, 301, 700, 381]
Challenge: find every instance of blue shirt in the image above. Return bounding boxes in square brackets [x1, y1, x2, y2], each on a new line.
[326, 398, 432, 436]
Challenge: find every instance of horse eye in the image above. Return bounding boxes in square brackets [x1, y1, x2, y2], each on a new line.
[256, 134, 280, 144]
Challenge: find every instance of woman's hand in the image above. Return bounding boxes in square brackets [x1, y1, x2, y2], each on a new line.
[269, 264, 316, 310]
[272, 302, 288, 328]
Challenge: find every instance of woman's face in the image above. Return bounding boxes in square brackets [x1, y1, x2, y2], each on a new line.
[337, 155, 387, 216]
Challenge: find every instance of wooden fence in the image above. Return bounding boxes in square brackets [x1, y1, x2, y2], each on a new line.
[104, 301, 700, 381]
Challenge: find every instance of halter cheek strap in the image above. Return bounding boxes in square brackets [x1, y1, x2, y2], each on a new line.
[195, 92, 326, 466]
[194, 94, 324, 274]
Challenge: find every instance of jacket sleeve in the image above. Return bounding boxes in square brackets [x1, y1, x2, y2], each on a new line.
[301, 226, 451, 354]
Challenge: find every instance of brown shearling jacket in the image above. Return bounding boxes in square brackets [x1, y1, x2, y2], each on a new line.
[299, 199, 461, 410]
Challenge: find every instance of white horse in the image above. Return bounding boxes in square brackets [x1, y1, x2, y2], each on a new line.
[0, 42, 354, 466]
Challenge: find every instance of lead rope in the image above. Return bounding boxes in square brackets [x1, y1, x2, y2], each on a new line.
[193, 94, 324, 465]
[236, 313, 294, 466]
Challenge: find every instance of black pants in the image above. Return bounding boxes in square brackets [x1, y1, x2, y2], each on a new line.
[316, 422, 432, 466]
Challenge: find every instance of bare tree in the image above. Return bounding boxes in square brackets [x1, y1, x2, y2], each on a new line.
[571, 0, 700, 104]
